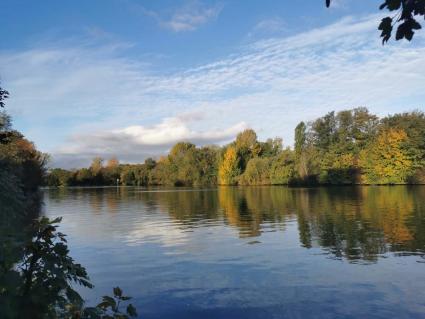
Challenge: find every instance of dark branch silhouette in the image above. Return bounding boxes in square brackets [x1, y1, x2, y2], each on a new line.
[326, 0, 424, 43]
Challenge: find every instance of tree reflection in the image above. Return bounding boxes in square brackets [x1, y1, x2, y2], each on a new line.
[44, 186, 425, 264]
[132, 186, 425, 263]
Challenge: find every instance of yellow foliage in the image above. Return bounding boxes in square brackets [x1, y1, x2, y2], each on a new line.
[359, 128, 413, 184]
[218, 146, 240, 185]
[331, 153, 354, 169]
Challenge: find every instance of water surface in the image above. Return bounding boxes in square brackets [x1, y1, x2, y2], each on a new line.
[43, 186, 425, 318]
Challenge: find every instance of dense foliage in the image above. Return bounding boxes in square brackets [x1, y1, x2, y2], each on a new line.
[47, 108, 425, 187]
[0, 87, 137, 318]
[0, 112, 48, 200]
[1, 216, 137, 319]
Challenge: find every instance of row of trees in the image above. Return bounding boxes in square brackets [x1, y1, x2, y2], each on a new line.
[46, 107, 425, 187]
[294, 108, 425, 185]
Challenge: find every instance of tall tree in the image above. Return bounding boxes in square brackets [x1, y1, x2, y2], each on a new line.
[311, 111, 337, 151]
[294, 121, 309, 180]
[90, 157, 104, 175]
[218, 146, 241, 185]
[235, 129, 260, 171]
[294, 122, 306, 159]
[167, 142, 199, 186]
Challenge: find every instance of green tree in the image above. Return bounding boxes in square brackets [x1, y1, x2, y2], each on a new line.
[144, 157, 156, 170]
[259, 138, 283, 157]
[294, 122, 306, 159]
[90, 157, 104, 175]
[294, 121, 308, 179]
[73, 168, 93, 185]
[151, 157, 172, 185]
[311, 111, 337, 151]
[104, 157, 120, 185]
[120, 165, 137, 186]
[269, 149, 296, 185]
[350, 107, 379, 150]
[196, 146, 219, 185]
[45, 168, 72, 187]
[89, 157, 104, 185]
[235, 129, 260, 170]
[167, 142, 199, 186]
[239, 157, 272, 185]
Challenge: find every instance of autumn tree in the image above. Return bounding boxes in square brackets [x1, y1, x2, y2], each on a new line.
[43, 109, 424, 187]
[88, 157, 104, 185]
[359, 128, 414, 184]
[104, 157, 120, 184]
[381, 111, 425, 162]
[218, 146, 241, 185]
[90, 157, 103, 175]
[381, 111, 425, 182]
[120, 166, 137, 186]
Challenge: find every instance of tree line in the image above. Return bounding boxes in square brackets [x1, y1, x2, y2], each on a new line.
[47, 107, 425, 187]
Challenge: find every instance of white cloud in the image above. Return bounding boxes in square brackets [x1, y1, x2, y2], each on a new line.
[248, 17, 286, 38]
[328, 0, 349, 10]
[54, 114, 247, 167]
[1, 14, 425, 168]
[138, 1, 223, 32]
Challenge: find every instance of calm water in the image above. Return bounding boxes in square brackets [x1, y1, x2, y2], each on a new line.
[42, 186, 425, 319]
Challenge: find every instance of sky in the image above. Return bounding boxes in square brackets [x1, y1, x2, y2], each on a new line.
[1, 0, 425, 168]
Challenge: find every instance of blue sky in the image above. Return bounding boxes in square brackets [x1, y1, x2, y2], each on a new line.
[1, 0, 424, 167]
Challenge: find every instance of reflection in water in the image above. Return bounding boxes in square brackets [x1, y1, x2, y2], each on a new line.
[81, 186, 425, 262]
[43, 186, 425, 318]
